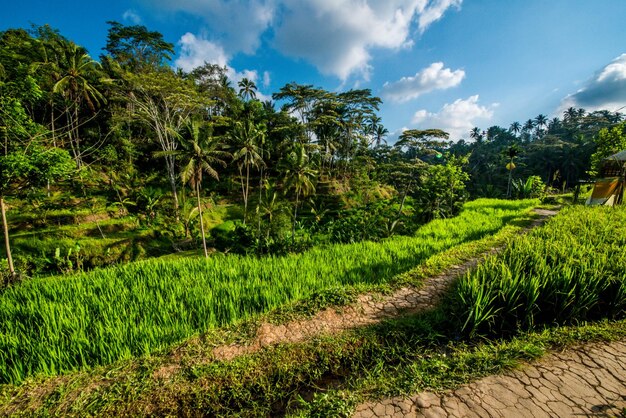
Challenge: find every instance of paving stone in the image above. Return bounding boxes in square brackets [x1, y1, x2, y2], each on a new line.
[354, 339, 626, 418]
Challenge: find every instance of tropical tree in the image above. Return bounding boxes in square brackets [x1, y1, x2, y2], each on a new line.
[237, 77, 257, 102]
[534, 114, 548, 137]
[282, 143, 317, 240]
[0, 95, 74, 276]
[395, 129, 448, 160]
[121, 68, 208, 218]
[505, 145, 520, 198]
[175, 120, 229, 258]
[589, 121, 626, 176]
[229, 119, 266, 223]
[470, 127, 483, 142]
[52, 41, 105, 168]
[373, 124, 389, 148]
[509, 121, 521, 136]
[103, 21, 174, 71]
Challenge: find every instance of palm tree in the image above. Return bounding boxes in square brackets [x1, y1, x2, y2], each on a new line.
[522, 119, 534, 138]
[505, 145, 520, 198]
[374, 125, 389, 148]
[230, 120, 265, 223]
[238, 77, 257, 101]
[509, 121, 521, 136]
[177, 120, 229, 258]
[547, 117, 561, 133]
[533, 114, 548, 137]
[282, 143, 317, 241]
[52, 41, 105, 167]
[470, 127, 483, 142]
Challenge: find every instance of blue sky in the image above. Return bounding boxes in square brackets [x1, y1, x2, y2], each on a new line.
[2, 0, 626, 141]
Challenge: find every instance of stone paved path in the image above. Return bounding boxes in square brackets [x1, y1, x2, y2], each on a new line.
[353, 339, 626, 418]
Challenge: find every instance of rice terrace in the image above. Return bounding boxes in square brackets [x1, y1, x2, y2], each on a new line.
[1, 1, 626, 417]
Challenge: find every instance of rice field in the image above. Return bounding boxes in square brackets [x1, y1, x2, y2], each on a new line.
[0, 199, 537, 384]
[457, 204, 626, 338]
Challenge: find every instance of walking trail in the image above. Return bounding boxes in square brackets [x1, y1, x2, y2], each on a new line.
[208, 208, 558, 361]
[208, 207, 626, 417]
[353, 339, 626, 418]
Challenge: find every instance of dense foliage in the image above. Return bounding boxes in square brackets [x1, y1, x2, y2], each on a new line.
[456, 205, 626, 337]
[0, 22, 624, 274]
[0, 199, 536, 384]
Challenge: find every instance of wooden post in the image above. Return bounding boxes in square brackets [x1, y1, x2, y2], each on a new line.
[1, 196, 15, 276]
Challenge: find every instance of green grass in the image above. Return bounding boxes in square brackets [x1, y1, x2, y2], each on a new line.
[455, 205, 626, 338]
[0, 199, 537, 384]
[1, 308, 624, 417]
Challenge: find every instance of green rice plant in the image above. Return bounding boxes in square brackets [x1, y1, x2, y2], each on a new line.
[456, 205, 626, 338]
[0, 199, 537, 384]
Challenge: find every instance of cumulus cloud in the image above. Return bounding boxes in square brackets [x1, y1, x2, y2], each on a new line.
[411, 95, 495, 140]
[122, 9, 142, 24]
[262, 71, 271, 88]
[175, 32, 230, 71]
[143, 0, 462, 81]
[145, 0, 274, 54]
[559, 53, 626, 113]
[175, 33, 272, 101]
[273, 0, 425, 80]
[417, 0, 462, 33]
[381, 62, 464, 103]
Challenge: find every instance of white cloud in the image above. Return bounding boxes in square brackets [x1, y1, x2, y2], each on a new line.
[262, 71, 271, 88]
[559, 53, 626, 113]
[122, 9, 143, 24]
[175, 32, 229, 71]
[273, 0, 464, 81]
[175, 33, 272, 101]
[381, 62, 464, 103]
[145, 0, 274, 54]
[411, 95, 495, 140]
[417, 0, 462, 33]
[144, 0, 462, 81]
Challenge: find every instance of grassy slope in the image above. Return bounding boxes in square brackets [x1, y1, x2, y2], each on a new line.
[0, 199, 538, 385]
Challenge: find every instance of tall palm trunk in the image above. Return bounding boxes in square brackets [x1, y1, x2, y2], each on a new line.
[257, 164, 264, 236]
[507, 163, 513, 199]
[292, 190, 300, 244]
[195, 180, 208, 258]
[1, 196, 15, 276]
[238, 165, 247, 225]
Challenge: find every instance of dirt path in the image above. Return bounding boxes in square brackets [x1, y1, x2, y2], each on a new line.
[353, 339, 626, 418]
[209, 209, 558, 361]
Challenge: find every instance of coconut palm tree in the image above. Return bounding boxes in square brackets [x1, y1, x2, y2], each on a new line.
[374, 125, 389, 148]
[533, 114, 548, 137]
[229, 120, 265, 223]
[282, 143, 317, 241]
[176, 120, 229, 258]
[509, 121, 521, 136]
[238, 77, 257, 101]
[52, 41, 105, 167]
[470, 127, 483, 142]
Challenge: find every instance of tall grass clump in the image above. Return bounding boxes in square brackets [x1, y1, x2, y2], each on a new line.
[457, 205, 626, 338]
[0, 199, 537, 384]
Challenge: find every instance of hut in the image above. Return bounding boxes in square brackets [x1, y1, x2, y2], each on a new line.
[586, 150, 626, 206]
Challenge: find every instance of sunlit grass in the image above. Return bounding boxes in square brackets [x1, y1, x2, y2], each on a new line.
[0, 199, 537, 384]
[456, 205, 626, 338]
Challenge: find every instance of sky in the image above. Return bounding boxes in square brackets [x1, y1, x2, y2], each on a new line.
[2, 0, 626, 141]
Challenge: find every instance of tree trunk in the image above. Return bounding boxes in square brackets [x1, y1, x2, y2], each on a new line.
[195, 181, 208, 258]
[1, 196, 15, 276]
[245, 163, 250, 221]
[292, 190, 299, 244]
[165, 155, 180, 222]
[257, 165, 264, 236]
[507, 165, 513, 198]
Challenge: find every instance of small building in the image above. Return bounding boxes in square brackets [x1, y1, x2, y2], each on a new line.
[586, 150, 626, 206]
